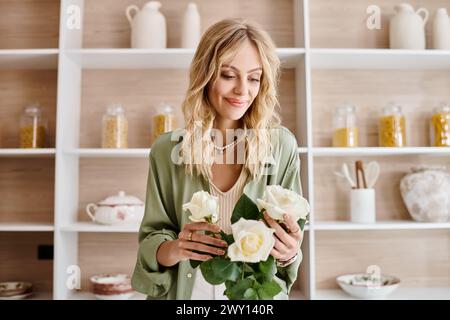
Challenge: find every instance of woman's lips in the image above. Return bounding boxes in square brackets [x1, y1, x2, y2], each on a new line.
[225, 98, 249, 108]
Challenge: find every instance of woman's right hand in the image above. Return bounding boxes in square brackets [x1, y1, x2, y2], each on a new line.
[156, 222, 228, 267]
[176, 222, 228, 262]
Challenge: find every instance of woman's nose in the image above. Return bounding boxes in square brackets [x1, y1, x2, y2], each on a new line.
[233, 79, 248, 96]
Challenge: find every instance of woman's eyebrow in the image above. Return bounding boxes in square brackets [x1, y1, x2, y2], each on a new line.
[222, 64, 262, 73]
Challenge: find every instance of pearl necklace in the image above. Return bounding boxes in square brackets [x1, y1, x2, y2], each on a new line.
[211, 126, 247, 154]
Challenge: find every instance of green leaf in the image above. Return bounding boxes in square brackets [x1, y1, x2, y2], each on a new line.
[224, 278, 254, 300]
[220, 231, 234, 245]
[298, 216, 308, 231]
[231, 193, 260, 224]
[257, 280, 282, 300]
[200, 257, 241, 285]
[257, 256, 277, 282]
[243, 288, 259, 300]
[190, 259, 202, 269]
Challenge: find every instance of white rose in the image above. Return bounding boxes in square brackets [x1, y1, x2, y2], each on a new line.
[227, 218, 275, 263]
[256, 185, 310, 222]
[182, 191, 219, 223]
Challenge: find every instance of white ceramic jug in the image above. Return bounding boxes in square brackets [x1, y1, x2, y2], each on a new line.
[181, 3, 201, 48]
[126, 1, 167, 49]
[390, 3, 429, 49]
[432, 8, 450, 49]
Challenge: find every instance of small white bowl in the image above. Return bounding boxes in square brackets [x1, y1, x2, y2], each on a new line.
[336, 273, 400, 299]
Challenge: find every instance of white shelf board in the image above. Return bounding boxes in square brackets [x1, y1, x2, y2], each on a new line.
[60, 222, 139, 233]
[312, 147, 450, 157]
[69, 291, 146, 300]
[0, 49, 58, 69]
[69, 147, 307, 157]
[64, 48, 305, 69]
[315, 287, 450, 300]
[0, 222, 54, 232]
[310, 48, 450, 70]
[0, 148, 56, 157]
[314, 220, 450, 231]
[68, 148, 151, 158]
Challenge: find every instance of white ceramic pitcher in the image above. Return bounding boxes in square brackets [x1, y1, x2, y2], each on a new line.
[126, 1, 167, 49]
[390, 3, 429, 49]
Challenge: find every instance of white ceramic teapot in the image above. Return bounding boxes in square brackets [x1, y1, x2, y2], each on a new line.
[125, 1, 167, 49]
[86, 191, 145, 226]
[390, 3, 429, 49]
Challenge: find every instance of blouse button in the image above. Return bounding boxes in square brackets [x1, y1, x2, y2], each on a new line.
[187, 273, 192, 278]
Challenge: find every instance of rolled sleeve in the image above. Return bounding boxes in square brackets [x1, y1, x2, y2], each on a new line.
[131, 145, 179, 298]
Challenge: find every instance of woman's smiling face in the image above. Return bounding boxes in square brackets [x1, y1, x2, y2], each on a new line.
[207, 39, 263, 122]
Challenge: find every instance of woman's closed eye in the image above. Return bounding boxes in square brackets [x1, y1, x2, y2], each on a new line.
[221, 73, 260, 82]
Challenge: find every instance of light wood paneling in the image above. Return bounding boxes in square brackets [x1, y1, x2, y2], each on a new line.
[0, 70, 57, 148]
[82, 0, 295, 48]
[312, 69, 450, 147]
[78, 158, 148, 221]
[0, 232, 53, 293]
[310, 0, 450, 49]
[0, 158, 54, 223]
[315, 230, 450, 289]
[314, 155, 450, 221]
[78, 233, 138, 292]
[0, 0, 59, 49]
[80, 69, 297, 148]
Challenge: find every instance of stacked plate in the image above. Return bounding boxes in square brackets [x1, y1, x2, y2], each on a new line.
[337, 273, 400, 299]
[90, 274, 134, 300]
[0, 282, 33, 300]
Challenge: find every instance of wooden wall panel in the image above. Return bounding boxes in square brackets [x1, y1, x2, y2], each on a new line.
[0, 232, 53, 294]
[315, 230, 450, 289]
[314, 155, 450, 221]
[0, 158, 54, 223]
[80, 69, 297, 148]
[0, 70, 57, 148]
[0, 0, 59, 49]
[310, 0, 450, 49]
[312, 69, 450, 147]
[83, 0, 295, 48]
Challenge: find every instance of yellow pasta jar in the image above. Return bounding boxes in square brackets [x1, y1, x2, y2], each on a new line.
[430, 104, 450, 147]
[379, 104, 406, 147]
[20, 104, 47, 148]
[152, 103, 176, 143]
[101, 104, 128, 148]
[332, 104, 358, 147]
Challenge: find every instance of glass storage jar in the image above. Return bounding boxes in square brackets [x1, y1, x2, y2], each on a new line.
[378, 103, 406, 147]
[102, 104, 128, 148]
[430, 103, 450, 147]
[20, 103, 47, 148]
[152, 102, 176, 142]
[332, 104, 358, 147]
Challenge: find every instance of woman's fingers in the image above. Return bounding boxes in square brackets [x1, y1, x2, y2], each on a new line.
[193, 233, 228, 248]
[264, 212, 296, 247]
[180, 240, 226, 256]
[179, 249, 212, 262]
[282, 214, 303, 241]
[184, 222, 221, 233]
[274, 237, 289, 254]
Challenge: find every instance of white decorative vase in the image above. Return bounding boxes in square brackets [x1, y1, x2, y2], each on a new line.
[400, 165, 450, 222]
[432, 8, 450, 50]
[389, 3, 429, 49]
[126, 1, 167, 49]
[181, 3, 201, 48]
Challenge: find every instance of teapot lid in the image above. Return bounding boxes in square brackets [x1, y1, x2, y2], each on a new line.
[98, 191, 144, 206]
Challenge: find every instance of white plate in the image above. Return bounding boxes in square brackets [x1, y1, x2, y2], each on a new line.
[0, 292, 33, 300]
[337, 273, 400, 299]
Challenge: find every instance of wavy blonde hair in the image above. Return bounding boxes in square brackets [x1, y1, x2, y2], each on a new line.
[180, 18, 282, 181]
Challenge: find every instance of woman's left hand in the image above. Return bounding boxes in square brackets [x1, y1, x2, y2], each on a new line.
[263, 211, 302, 262]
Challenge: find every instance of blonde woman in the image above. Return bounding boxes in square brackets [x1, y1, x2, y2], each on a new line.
[132, 18, 304, 300]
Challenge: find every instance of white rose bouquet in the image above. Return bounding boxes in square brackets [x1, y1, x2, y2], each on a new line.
[182, 186, 309, 300]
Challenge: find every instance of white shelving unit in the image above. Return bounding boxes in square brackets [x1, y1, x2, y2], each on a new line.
[1, 0, 449, 300]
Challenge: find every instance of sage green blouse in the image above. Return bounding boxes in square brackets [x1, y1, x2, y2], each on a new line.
[131, 125, 304, 300]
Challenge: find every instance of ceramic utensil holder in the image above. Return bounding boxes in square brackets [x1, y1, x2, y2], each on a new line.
[350, 188, 376, 223]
